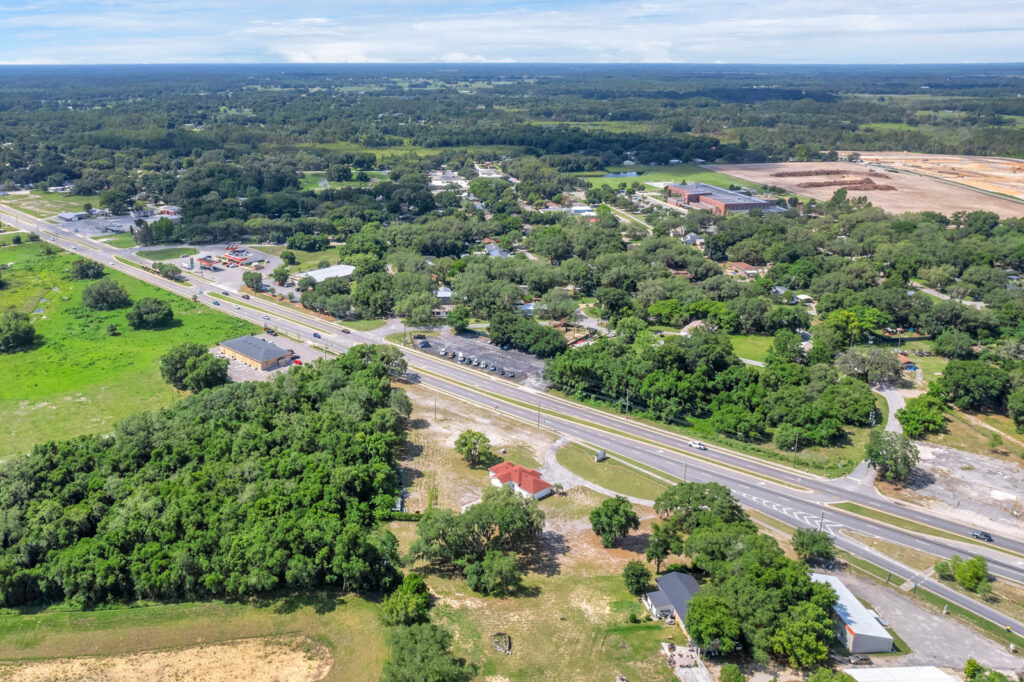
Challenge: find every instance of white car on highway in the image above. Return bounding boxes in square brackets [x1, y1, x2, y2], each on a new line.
[688, 441, 707, 450]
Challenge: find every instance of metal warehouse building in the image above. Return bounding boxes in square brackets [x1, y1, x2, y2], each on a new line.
[219, 335, 292, 371]
[812, 573, 894, 654]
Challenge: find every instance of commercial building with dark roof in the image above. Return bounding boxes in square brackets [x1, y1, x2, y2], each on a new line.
[666, 182, 784, 216]
[219, 335, 292, 371]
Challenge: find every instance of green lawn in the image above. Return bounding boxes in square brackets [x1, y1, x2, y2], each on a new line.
[0, 242, 259, 457]
[0, 593, 387, 682]
[0, 191, 102, 218]
[556, 443, 668, 500]
[728, 334, 774, 363]
[138, 246, 198, 261]
[254, 244, 337, 270]
[94, 232, 137, 248]
[0, 232, 31, 246]
[339, 318, 387, 332]
[578, 163, 769, 192]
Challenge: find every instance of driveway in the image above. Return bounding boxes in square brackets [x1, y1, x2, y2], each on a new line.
[823, 567, 1021, 671]
[874, 383, 906, 434]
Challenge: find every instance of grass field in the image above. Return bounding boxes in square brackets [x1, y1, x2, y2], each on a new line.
[578, 163, 769, 192]
[0, 191, 102, 218]
[94, 232, 137, 248]
[923, 409, 1024, 460]
[0, 593, 387, 682]
[138, 246, 198, 261]
[556, 443, 669, 500]
[0, 242, 258, 457]
[0, 232, 30, 246]
[728, 334, 774, 363]
[254, 244, 337, 270]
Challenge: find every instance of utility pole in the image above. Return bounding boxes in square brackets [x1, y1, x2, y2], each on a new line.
[818, 511, 824, 532]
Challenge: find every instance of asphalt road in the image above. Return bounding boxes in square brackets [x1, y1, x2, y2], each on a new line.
[4, 203, 1024, 636]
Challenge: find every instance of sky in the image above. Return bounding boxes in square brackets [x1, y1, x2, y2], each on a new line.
[2, 0, 1024, 65]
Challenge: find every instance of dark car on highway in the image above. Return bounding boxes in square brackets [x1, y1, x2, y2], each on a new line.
[972, 530, 994, 542]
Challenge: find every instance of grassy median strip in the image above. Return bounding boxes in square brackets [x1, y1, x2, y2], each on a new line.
[831, 502, 1024, 558]
[112, 256, 192, 286]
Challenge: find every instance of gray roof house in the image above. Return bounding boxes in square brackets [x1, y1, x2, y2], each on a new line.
[643, 572, 700, 628]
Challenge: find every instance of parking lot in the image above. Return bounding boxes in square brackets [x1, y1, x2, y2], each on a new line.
[431, 329, 546, 382]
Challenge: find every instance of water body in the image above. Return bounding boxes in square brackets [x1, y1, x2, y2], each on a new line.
[603, 171, 640, 178]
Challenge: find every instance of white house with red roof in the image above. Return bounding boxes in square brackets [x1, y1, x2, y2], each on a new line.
[488, 462, 553, 500]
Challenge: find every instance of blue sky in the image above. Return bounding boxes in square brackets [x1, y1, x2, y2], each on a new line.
[2, 1, 1024, 64]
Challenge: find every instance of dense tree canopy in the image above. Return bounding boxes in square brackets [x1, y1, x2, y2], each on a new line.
[0, 345, 411, 606]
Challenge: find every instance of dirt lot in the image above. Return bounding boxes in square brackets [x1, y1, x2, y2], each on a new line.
[883, 441, 1024, 541]
[852, 152, 1024, 202]
[0, 635, 331, 682]
[713, 161, 1024, 217]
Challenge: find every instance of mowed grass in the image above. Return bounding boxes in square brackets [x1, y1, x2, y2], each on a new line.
[0, 243, 259, 457]
[579, 163, 768, 191]
[0, 593, 387, 682]
[0, 191, 102, 218]
[556, 443, 668, 500]
[728, 334, 774, 363]
[255, 244, 338, 270]
[138, 246, 198, 261]
[94, 232, 137, 248]
[428, 573, 675, 682]
[340, 318, 387, 332]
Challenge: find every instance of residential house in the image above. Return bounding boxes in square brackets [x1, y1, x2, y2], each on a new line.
[643, 572, 700, 630]
[487, 462, 553, 499]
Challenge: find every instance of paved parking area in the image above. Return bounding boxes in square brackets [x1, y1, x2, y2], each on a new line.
[433, 329, 546, 381]
[212, 332, 326, 383]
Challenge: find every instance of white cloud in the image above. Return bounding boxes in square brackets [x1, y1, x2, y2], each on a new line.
[2, 0, 1024, 63]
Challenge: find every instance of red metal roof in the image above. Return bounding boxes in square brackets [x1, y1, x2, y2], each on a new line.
[488, 462, 551, 494]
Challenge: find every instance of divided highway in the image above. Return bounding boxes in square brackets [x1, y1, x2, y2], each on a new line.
[3, 204, 1023, 636]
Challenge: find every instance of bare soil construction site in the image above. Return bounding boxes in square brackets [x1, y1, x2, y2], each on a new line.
[851, 152, 1024, 202]
[713, 160, 1024, 217]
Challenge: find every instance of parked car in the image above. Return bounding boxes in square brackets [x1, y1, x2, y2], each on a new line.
[313, 332, 321, 339]
[489, 364, 497, 371]
[439, 347, 447, 356]
[972, 530, 994, 542]
[293, 359, 302, 365]
[418, 340, 430, 348]
[507, 370, 515, 378]
[848, 654, 872, 666]
[413, 334, 425, 339]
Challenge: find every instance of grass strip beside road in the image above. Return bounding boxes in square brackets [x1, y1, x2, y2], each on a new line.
[409, 360, 808, 491]
[830, 502, 1024, 559]
[555, 443, 669, 501]
[113, 255, 192, 286]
